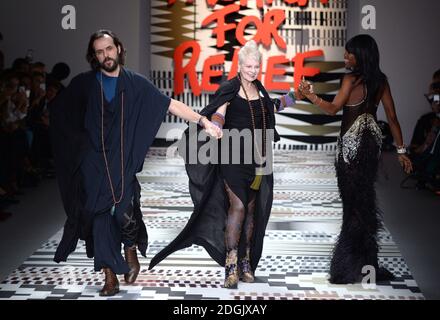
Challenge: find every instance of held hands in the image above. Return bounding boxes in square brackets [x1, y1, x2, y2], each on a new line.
[299, 78, 323, 106]
[200, 116, 223, 139]
[292, 89, 305, 101]
[298, 77, 314, 97]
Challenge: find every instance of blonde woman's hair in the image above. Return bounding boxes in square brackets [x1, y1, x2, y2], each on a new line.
[238, 40, 262, 66]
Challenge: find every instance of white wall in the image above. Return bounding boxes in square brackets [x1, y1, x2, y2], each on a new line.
[0, 0, 148, 81]
[348, 0, 440, 143]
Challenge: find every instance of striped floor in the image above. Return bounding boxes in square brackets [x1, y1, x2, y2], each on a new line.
[0, 148, 424, 300]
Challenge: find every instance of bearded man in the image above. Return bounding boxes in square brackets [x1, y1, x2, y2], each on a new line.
[50, 30, 220, 296]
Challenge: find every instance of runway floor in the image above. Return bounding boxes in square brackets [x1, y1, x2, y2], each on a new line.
[0, 148, 424, 300]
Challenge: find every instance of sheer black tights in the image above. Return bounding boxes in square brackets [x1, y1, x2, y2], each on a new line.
[224, 182, 256, 254]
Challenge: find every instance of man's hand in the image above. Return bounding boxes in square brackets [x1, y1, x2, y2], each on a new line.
[201, 117, 223, 139]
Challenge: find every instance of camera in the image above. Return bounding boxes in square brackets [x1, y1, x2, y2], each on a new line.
[425, 93, 440, 105]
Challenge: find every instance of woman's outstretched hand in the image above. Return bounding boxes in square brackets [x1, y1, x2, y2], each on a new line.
[299, 78, 313, 97]
[398, 154, 413, 174]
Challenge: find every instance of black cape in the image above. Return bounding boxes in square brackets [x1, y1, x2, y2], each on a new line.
[50, 68, 170, 265]
[149, 77, 279, 271]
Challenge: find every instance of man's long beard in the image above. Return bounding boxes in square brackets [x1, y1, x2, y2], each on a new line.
[100, 57, 119, 73]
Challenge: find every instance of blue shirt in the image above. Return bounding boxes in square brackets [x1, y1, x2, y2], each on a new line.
[96, 71, 118, 102]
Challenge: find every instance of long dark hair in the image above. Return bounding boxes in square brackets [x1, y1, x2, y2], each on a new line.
[86, 29, 126, 71]
[345, 34, 387, 107]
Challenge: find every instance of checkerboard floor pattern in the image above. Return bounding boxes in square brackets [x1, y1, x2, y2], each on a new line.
[0, 148, 424, 300]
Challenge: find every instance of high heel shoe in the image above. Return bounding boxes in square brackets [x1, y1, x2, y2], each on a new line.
[224, 249, 238, 289]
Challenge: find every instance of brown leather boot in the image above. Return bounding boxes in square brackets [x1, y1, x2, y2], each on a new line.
[99, 268, 120, 296]
[124, 245, 140, 284]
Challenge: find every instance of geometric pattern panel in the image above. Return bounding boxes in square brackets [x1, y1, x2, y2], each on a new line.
[150, 0, 347, 150]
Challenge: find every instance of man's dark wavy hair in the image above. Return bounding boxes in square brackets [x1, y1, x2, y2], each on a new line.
[86, 29, 126, 71]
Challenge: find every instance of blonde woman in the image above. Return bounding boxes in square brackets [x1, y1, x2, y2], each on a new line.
[150, 40, 302, 289]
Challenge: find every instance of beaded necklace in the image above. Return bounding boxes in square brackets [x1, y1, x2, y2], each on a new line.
[100, 72, 124, 215]
[239, 76, 267, 190]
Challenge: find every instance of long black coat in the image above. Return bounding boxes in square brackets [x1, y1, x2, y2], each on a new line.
[50, 68, 170, 266]
[149, 77, 279, 271]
